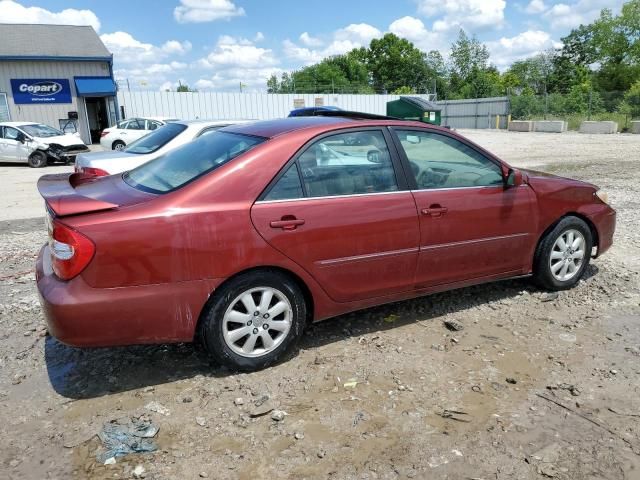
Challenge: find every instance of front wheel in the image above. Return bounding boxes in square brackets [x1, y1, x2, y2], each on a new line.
[28, 151, 47, 168]
[199, 270, 307, 371]
[533, 216, 593, 291]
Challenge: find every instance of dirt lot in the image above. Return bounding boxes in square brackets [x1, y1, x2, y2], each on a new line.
[1, 130, 640, 480]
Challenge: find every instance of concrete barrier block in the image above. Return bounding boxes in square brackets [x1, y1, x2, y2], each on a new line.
[631, 121, 640, 134]
[533, 120, 567, 133]
[579, 121, 618, 134]
[508, 120, 533, 132]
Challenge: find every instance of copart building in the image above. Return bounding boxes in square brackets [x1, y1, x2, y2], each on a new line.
[0, 23, 118, 144]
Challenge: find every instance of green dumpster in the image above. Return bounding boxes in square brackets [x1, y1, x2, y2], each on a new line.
[386, 96, 442, 125]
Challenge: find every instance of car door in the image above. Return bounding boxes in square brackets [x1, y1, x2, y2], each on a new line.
[391, 128, 537, 289]
[124, 118, 147, 142]
[251, 128, 420, 303]
[0, 126, 27, 163]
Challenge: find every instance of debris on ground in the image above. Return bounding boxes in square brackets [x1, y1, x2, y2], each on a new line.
[443, 320, 464, 332]
[438, 409, 471, 423]
[540, 292, 559, 302]
[96, 417, 159, 464]
[271, 410, 287, 422]
[144, 401, 170, 416]
[383, 314, 399, 323]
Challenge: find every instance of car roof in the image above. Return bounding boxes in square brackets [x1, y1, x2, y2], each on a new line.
[222, 116, 435, 138]
[0, 121, 39, 127]
[178, 119, 254, 127]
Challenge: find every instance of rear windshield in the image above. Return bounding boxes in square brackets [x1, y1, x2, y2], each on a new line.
[125, 123, 188, 154]
[123, 131, 265, 194]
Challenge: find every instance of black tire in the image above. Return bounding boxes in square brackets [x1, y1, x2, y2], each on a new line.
[112, 140, 126, 151]
[28, 151, 47, 168]
[533, 216, 593, 291]
[199, 270, 307, 371]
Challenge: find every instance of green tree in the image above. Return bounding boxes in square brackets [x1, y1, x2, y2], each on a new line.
[367, 33, 430, 93]
[176, 82, 196, 92]
[619, 79, 640, 118]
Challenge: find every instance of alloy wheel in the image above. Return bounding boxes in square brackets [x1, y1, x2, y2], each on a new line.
[222, 287, 292, 358]
[549, 229, 586, 282]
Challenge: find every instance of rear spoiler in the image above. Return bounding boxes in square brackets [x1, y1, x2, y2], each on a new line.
[37, 173, 118, 217]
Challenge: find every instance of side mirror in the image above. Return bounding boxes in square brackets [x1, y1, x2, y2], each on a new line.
[367, 149, 382, 163]
[505, 168, 523, 188]
[16, 132, 27, 144]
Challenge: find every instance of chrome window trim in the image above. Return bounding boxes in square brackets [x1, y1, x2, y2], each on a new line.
[255, 183, 529, 204]
[254, 190, 410, 204]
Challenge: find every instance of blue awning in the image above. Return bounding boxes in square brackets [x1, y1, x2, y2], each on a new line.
[74, 77, 116, 97]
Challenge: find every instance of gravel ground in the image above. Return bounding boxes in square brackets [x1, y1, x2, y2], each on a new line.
[1, 130, 640, 479]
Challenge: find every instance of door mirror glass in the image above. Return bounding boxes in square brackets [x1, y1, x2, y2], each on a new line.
[367, 149, 381, 163]
[405, 135, 421, 144]
[17, 132, 27, 143]
[505, 168, 523, 188]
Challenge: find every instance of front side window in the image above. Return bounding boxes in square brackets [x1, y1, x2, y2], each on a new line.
[147, 120, 162, 131]
[124, 131, 265, 194]
[396, 130, 503, 189]
[125, 123, 188, 154]
[4, 126, 20, 140]
[297, 130, 398, 198]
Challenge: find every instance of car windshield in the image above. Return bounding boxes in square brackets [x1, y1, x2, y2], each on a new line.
[124, 123, 188, 154]
[123, 131, 266, 194]
[20, 124, 63, 138]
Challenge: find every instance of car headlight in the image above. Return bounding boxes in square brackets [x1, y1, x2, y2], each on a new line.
[595, 190, 609, 205]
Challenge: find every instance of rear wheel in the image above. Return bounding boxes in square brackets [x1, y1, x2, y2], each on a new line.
[533, 216, 592, 290]
[112, 140, 126, 151]
[199, 270, 306, 371]
[28, 151, 47, 168]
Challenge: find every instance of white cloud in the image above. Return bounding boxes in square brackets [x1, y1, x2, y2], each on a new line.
[283, 23, 381, 65]
[299, 32, 323, 47]
[389, 16, 446, 52]
[0, 0, 100, 31]
[161, 40, 192, 55]
[417, 0, 506, 30]
[487, 30, 561, 69]
[544, 0, 624, 29]
[254, 31, 265, 42]
[174, 0, 245, 23]
[199, 35, 278, 68]
[525, 0, 547, 14]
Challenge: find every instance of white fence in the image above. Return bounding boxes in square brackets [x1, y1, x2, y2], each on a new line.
[116, 92, 511, 129]
[116, 92, 435, 121]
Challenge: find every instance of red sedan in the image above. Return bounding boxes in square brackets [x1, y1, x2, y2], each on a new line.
[36, 115, 616, 371]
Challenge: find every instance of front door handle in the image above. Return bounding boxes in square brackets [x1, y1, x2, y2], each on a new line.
[421, 205, 448, 217]
[270, 217, 305, 230]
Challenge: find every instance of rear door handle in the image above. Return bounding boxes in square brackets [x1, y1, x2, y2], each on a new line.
[421, 206, 448, 217]
[270, 218, 305, 230]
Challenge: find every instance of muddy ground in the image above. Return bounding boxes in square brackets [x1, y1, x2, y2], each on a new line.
[1, 130, 640, 480]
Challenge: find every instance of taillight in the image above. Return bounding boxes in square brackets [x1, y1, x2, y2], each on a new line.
[48, 218, 95, 280]
[79, 167, 109, 176]
[100, 130, 110, 137]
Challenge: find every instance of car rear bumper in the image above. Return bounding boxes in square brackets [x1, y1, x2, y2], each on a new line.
[587, 205, 616, 257]
[36, 244, 222, 347]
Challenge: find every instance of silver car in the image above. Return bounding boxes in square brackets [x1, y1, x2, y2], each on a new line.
[76, 119, 252, 176]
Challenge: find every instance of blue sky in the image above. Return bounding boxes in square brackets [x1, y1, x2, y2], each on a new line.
[0, 0, 625, 91]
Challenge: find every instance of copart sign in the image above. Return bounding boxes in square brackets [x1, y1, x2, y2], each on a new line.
[11, 79, 72, 104]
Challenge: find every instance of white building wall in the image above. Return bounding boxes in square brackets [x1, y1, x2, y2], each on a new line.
[117, 92, 436, 120]
[0, 60, 112, 143]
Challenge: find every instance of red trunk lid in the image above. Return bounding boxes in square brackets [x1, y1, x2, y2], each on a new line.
[37, 173, 156, 217]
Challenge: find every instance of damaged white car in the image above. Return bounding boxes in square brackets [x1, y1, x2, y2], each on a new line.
[0, 122, 89, 168]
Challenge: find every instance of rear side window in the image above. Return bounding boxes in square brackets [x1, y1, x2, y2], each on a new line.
[264, 163, 304, 201]
[124, 131, 265, 194]
[297, 130, 398, 198]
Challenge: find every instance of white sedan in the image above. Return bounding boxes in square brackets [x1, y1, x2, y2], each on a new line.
[99, 116, 179, 151]
[77, 119, 251, 176]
